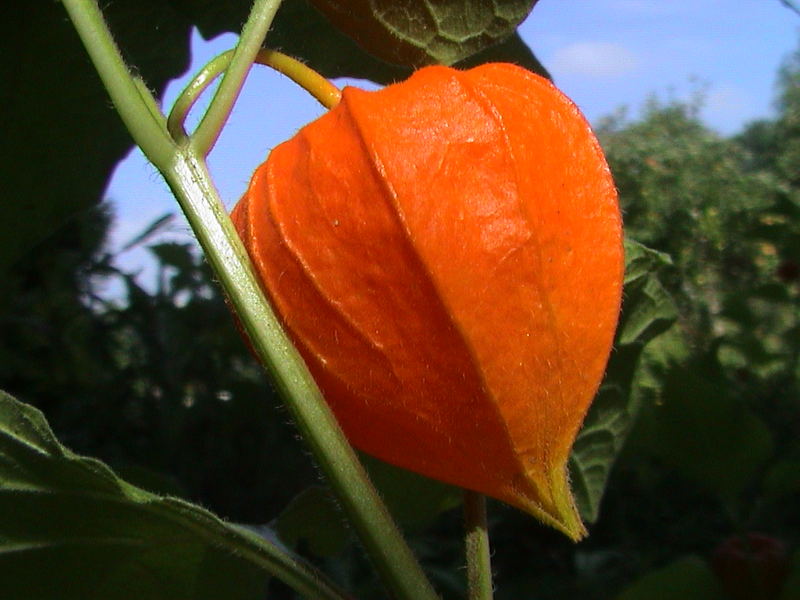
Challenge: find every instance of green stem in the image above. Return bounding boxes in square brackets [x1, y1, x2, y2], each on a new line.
[168, 51, 234, 142]
[190, 0, 281, 156]
[255, 49, 342, 109]
[168, 49, 341, 142]
[464, 491, 493, 600]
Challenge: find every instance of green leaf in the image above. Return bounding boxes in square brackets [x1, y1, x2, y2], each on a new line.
[176, 0, 407, 84]
[306, 0, 539, 67]
[569, 238, 678, 523]
[569, 382, 634, 523]
[0, 390, 348, 600]
[201, 0, 549, 84]
[622, 239, 673, 286]
[615, 556, 726, 600]
[618, 239, 677, 346]
[455, 31, 550, 79]
[617, 272, 677, 346]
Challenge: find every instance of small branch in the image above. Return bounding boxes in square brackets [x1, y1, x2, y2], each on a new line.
[258, 50, 342, 109]
[168, 49, 341, 141]
[167, 50, 232, 142]
[464, 491, 493, 600]
[191, 0, 282, 156]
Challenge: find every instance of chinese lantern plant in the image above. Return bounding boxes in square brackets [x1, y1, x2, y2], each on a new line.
[232, 61, 624, 540]
[61, 0, 622, 596]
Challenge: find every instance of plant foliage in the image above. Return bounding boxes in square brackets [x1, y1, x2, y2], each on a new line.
[1, 2, 799, 599]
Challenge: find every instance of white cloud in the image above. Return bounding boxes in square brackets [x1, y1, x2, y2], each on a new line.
[550, 42, 640, 78]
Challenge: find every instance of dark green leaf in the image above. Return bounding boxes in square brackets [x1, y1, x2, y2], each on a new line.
[114, 464, 189, 498]
[570, 382, 633, 523]
[455, 31, 550, 79]
[615, 556, 726, 600]
[750, 282, 794, 302]
[0, 3, 191, 275]
[618, 238, 677, 346]
[0, 390, 344, 600]
[173, 0, 405, 83]
[622, 238, 673, 286]
[306, 0, 538, 67]
[570, 238, 678, 523]
[221, 0, 547, 84]
[617, 273, 678, 347]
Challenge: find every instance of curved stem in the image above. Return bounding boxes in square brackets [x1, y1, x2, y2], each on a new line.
[256, 49, 342, 109]
[464, 491, 493, 600]
[168, 49, 341, 142]
[191, 0, 281, 156]
[61, 0, 174, 168]
[168, 51, 233, 142]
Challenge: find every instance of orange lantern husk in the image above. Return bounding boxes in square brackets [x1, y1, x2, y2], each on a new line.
[232, 63, 624, 541]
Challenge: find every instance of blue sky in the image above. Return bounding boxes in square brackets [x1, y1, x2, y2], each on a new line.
[104, 0, 799, 286]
